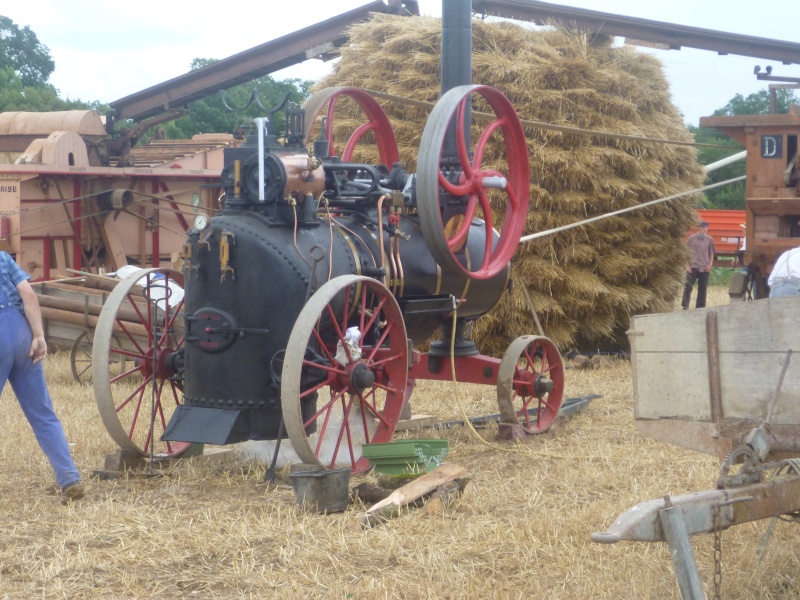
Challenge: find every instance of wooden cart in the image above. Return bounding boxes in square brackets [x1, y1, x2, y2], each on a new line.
[593, 298, 800, 599]
[630, 296, 800, 460]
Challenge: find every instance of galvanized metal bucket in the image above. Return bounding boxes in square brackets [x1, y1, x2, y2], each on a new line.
[288, 464, 351, 514]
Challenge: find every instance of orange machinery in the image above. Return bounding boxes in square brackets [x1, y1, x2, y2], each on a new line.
[687, 209, 746, 267]
[699, 107, 800, 297]
[0, 110, 236, 280]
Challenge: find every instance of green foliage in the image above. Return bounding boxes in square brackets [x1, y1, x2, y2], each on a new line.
[709, 265, 736, 286]
[0, 66, 100, 113]
[690, 124, 744, 209]
[159, 58, 313, 142]
[0, 15, 55, 86]
[712, 89, 799, 117]
[693, 88, 800, 210]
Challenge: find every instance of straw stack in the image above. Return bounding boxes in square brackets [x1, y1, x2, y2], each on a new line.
[316, 15, 704, 352]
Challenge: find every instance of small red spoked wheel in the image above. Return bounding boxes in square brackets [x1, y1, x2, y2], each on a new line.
[92, 268, 190, 458]
[281, 275, 408, 473]
[303, 87, 400, 165]
[497, 335, 564, 434]
[417, 85, 529, 280]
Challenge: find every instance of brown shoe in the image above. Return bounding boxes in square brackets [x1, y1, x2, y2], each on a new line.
[61, 481, 85, 504]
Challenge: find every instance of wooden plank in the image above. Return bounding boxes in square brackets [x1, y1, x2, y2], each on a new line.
[394, 415, 439, 431]
[634, 353, 711, 420]
[98, 216, 129, 271]
[635, 420, 721, 456]
[356, 463, 467, 528]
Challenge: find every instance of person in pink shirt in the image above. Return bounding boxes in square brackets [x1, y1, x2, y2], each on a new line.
[681, 221, 715, 310]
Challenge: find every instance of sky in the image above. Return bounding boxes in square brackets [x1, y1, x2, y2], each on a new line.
[2, 1, 797, 127]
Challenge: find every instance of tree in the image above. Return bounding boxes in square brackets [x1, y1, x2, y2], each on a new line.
[694, 88, 800, 210]
[712, 89, 799, 117]
[0, 16, 55, 86]
[158, 58, 312, 142]
[0, 66, 100, 112]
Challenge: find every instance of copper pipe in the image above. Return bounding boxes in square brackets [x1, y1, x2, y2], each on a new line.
[393, 214, 405, 296]
[376, 195, 388, 287]
[387, 236, 398, 295]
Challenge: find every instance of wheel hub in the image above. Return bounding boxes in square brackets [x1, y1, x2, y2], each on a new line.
[534, 374, 554, 397]
[349, 362, 376, 395]
[139, 346, 179, 380]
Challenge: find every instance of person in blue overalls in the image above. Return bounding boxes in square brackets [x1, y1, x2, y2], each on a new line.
[0, 251, 83, 503]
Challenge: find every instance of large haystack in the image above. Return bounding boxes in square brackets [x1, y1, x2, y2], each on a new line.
[316, 14, 704, 352]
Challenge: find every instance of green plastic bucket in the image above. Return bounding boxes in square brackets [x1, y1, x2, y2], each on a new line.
[362, 440, 449, 475]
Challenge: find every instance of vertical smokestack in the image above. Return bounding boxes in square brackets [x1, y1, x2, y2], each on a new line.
[441, 0, 472, 158]
[441, 0, 472, 94]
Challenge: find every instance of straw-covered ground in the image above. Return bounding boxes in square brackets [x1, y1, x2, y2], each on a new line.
[1, 286, 799, 599]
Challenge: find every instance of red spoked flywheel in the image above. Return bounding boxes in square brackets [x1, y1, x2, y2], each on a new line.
[303, 87, 400, 166]
[417, 85, 529, 280]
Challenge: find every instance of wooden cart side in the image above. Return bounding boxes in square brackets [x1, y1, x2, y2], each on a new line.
[631, 297, 800, 459]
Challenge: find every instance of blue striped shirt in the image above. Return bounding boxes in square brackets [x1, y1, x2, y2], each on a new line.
[0, 252, 30, 312]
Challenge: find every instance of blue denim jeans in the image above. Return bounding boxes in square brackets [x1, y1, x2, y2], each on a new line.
[0, 294, 80, 489]
[769, 277, 800, 298]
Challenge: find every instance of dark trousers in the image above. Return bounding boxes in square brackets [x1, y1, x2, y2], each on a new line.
[682, 269, 709, 309]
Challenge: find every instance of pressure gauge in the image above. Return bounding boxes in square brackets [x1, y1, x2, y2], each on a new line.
[193, 212, 209, 230]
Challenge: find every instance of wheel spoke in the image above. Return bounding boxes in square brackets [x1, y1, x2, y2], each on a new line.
[343, 122, 377, 161]
[472, 117, 505, 168]
[282, 276, 407, 473]
[446, 195, 479, 251]
[455, 99, 473, 179]
[437, 170, 471, 197]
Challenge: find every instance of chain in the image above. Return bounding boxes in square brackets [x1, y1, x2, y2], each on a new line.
[713, 502, 723, 600]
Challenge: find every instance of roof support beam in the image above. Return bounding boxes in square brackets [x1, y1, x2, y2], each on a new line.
[473, 0, 800, 65]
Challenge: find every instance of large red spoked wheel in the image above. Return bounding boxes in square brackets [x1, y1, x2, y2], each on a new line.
[303, 87, 400, 165]
[92, 268, 190, 458]
[281, 275, 408, 473]
[418, 85, 529, 280]
[497, 335, 564, 434]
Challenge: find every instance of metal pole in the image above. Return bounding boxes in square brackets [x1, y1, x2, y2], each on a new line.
[659, 498, 707, 600]
[703, 150, 746, 173]
[441, 0, 472, 158]
[255, 117, 267, 203]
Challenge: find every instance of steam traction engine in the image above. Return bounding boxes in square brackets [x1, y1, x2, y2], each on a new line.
[90, 85, 564, 473]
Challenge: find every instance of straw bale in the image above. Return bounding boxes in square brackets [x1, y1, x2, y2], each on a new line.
[316, 14, 704, 352]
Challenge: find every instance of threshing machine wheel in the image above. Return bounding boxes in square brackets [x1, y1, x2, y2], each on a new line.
[92, 268, 190, 458]
[302, 87, 400, 165]
[281, 275, 408, 473]
[70, 330, 126, 385]
[417, 85, 530, 280]
[496, 335, 564, 434]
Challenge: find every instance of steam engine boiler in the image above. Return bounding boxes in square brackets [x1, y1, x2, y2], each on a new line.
[160, 85, 545, 472]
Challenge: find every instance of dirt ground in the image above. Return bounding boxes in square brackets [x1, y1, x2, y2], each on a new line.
[1, 286, 798, 599]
